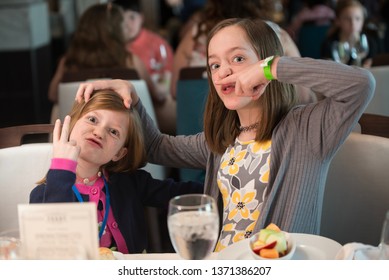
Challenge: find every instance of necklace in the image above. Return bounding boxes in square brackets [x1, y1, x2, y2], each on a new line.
[76, 171, 102, 185]
[239, 122, 259, 132]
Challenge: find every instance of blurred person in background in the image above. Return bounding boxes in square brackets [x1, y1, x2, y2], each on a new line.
[116, 0, 177, 135]
[286, 0, 335, 42]
[48, 3, 166, 122]
[320, 0, 383, 68]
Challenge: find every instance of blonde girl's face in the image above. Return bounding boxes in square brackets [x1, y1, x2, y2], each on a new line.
[208, 25, 260, 111]
[337, 6, 364, 37]
[69, 109, 129, 167]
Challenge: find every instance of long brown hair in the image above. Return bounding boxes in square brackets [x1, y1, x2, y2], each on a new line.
[64, 3, 132, 69]
[203, 18, 297, 154]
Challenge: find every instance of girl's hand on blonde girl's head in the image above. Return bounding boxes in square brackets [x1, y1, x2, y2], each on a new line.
[75, 79, 138, 108]
[52, 116, 80, 161]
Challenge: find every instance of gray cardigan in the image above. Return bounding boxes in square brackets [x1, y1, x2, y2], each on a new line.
[135, 57, 375, 235]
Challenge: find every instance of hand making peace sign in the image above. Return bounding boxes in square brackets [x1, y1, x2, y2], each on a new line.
[52, 115, 80, 161]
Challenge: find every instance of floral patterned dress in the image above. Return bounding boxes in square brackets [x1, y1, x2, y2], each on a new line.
[215, 139, 271, 252]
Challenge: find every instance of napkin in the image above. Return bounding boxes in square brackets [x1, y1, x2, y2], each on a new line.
[335, 242, 381, 260]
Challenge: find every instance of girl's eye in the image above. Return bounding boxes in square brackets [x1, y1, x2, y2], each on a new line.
[109, 129, 119, 137]
[87, 116, 97, 123]
[209, 63, 220, 70]
[233, 56, 245, 63]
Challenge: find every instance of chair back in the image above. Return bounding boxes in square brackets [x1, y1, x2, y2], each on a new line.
[176, 67, 208, 183]
[372, 53, 389, 67]
[359, 113, 389, 138]
[178, 67, 207, 80]
[58, 81, 82, 120]
[0, 124, 54, 149]
[0, 143, 52, 232]
[320, 132, 389, 245]
[366, 66, 389, 116]
[298, 24, 330, 59]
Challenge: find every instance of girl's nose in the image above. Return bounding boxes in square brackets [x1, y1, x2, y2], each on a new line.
[93, 126, 104, 139]
[218, 64, 232, 79]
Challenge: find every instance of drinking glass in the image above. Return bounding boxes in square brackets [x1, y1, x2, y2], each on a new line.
[150, 44, 168, 73]
[379, 210, 389, 259]
[150, 44, 170, 90]
[332, 41, 351, 64]
[167, 194, 219, 260]
[0, 229, 22, 260]
[350, 34, 369, 66]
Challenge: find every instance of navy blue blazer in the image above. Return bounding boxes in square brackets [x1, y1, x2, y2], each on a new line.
[30, 169, 203, 253]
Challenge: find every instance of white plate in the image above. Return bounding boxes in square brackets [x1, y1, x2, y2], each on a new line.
[218, 233, 342, 260]
[112, 251, 125, 260]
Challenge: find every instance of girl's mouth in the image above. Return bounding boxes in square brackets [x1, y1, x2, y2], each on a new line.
[222, 83, 235, 94]
[86, 138, 102, 148]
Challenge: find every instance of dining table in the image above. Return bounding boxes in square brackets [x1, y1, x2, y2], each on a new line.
[115, 233, 344, 260]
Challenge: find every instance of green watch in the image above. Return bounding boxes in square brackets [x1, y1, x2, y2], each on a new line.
[261, 56, 275, 81]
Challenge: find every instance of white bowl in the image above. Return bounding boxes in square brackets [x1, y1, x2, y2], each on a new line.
[249, 231, 296, 260]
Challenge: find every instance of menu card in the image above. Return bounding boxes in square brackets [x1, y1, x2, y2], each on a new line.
[18, 203, 99, 260]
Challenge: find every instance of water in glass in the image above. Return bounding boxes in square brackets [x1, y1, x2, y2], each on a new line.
[167, 194, 219, 260]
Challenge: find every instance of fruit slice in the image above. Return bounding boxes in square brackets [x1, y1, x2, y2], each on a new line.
[252, 239, 265, 248]
[260, 248, 279, 259]
[265, 223, 281, 232]
[266, 232, 287, 254]
[252, 240, 277, 255]
[258, 229, 277, 242]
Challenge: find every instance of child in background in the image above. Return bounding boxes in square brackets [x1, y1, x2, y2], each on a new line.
[116, 0, 177, 135]
[30, 90, 203, 254]
[320, 0, 383, 67]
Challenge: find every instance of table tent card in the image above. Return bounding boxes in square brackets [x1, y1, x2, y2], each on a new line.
[18, 203, 99, 260]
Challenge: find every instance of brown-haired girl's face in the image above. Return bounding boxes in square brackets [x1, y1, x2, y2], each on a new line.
[69, 109, 129, 167]
[208, 25, 260, 111]
[338, 6, 364, 36]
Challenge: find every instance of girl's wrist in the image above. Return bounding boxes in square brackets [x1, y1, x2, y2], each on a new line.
[271, 56, 280, 80]
[261, 56, 279, 80]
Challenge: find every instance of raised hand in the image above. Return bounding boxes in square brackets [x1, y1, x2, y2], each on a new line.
[75, 79, 138, 108]
[213, 58, 278, 98]
[52, 116, 80, 161]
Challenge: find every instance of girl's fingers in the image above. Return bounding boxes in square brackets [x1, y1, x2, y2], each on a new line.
[75, 79, 133, 108]
[214, 75, 235, 85]
[60, 115, 71, 142]
[76, 83, 94, 103]
[53, 119, 61, 143]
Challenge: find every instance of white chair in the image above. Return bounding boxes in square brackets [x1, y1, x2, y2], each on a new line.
[0, 143, 52, 232]
[320, 132, 389, 246]
[366, 66, 389, 116]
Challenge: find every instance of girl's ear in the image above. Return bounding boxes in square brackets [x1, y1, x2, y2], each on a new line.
[112, 147, 128, 162]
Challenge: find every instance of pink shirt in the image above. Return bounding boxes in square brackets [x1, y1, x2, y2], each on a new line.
[126, 28, 174, 75]
[51, 158, 129, 253]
